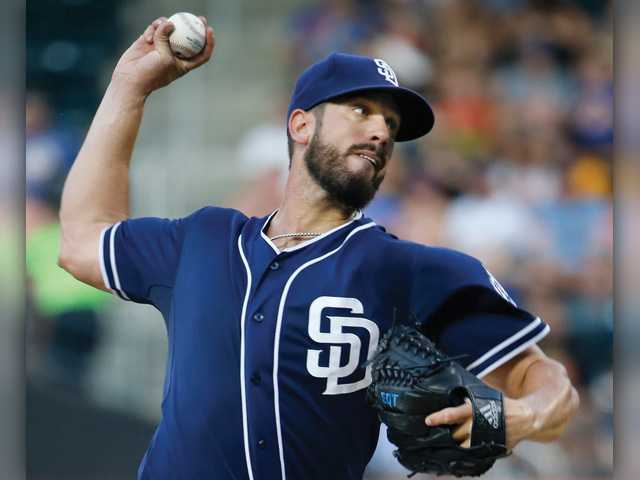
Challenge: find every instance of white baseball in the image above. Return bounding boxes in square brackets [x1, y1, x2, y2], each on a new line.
[168, 12, 206, 59]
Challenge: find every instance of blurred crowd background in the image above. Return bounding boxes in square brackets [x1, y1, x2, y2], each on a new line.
[26, 0, 612, 478]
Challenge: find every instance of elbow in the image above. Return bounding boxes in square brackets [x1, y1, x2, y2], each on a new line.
[553, 359, 581, 412]
[557, 361, 581, 420]
[554, 362, 581, 435]
[549, 376, 581, 442]
[58, 238, 76, 275]
[57, 228, 83, 279]
[56, 221, 110, 292]
[527, 358, 581, 443]
[57, 222, 108, 290]
[58, 218, 72, 267]
[569, 383, 580, 413]
[566, 383, 580, 424]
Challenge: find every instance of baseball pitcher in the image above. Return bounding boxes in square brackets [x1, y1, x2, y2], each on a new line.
[58, 17, 578, 479]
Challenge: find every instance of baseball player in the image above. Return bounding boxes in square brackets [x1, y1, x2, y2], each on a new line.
[58, 17, 578, 479]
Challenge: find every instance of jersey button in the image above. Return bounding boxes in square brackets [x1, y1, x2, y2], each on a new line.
[257, 439, 266, 449]
[270, 261, 280, 271]
[250, 373, 261, 385]
[253, 313, 264, 322]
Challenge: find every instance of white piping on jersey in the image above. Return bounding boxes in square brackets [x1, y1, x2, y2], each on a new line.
[98, 226, 113, 292]
[99, 222, 130, 300]
[109, 222, 130, 300]
[272, 221, 377, 480]
[260, 210, 364, 254]
[466, 317, 549, 378]
[259, 211, 279, 253]
[466, 317, 541, 371]
[237, 236, 256, 480]
[475, 324, 550, 378]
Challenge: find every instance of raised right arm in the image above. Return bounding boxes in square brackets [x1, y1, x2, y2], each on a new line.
[58, 16, 214, 290]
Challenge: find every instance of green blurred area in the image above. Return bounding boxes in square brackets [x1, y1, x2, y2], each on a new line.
[26, 222, 109, 315]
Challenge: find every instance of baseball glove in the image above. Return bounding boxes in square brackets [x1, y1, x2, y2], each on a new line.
[366, 322, 510, 477]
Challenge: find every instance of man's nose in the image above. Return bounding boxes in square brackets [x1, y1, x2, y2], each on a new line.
[366, 114, 391, 148]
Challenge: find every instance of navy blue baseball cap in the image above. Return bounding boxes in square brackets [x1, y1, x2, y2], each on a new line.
[287, 52, 435, 142]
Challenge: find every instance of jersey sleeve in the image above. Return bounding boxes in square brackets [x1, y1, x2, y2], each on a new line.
[99, 216, 188, 305]
[411, 247, 550, 378]
[435, 310, 549, 378]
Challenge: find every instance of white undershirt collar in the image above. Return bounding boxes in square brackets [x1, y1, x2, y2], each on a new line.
[260, 210, 363, 254]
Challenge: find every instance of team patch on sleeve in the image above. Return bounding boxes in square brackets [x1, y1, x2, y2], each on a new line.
[483, 265, 516, 307]
[99, 223, 130, 301]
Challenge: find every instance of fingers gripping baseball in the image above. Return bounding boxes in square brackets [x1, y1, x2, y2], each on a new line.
[113, 16, 215, 96]
[157, 18, 214, 75]
[151, 17, 214, 77]
[142, 17, 167, 44]
[151, 19, 174, 55]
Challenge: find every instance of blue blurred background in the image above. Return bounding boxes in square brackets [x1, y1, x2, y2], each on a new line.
[26, 1, 612, 478]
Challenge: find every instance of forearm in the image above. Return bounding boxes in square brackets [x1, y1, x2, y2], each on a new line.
[61, 14, 214, 233]
[501, 355, 579, 446]
[56, 16, 214, 289]
[60, 78, 146, 230]
[58, 79, 147, 287]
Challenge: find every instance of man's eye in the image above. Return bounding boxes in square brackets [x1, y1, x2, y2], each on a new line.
[353, 106, 366, 115]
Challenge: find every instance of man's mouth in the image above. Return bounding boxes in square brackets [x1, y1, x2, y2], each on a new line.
[354, 151, 381, 169]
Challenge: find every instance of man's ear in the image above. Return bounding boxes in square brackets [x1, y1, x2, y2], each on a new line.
[288, 109, 315, 148]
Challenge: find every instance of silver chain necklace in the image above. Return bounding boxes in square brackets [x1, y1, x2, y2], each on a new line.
[267, 211, 358, 242]
[269, 232, 321, 241]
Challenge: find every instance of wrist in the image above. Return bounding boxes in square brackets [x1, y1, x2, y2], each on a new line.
[107, 75, 149, 106]
[504, 397, 536, 449]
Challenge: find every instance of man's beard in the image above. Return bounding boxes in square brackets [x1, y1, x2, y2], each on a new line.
[304, 134, 385, 213]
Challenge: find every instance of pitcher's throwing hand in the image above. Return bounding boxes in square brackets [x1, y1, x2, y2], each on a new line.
[112, 15, 214, 96]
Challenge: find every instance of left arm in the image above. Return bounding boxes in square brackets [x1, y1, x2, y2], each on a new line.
[425, 345, 580, 449]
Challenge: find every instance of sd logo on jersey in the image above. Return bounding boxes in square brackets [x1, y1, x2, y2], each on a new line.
[306, 296, 380, 395]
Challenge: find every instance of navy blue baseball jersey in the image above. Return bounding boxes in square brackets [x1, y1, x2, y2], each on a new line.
[99, 207, 549, 480]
